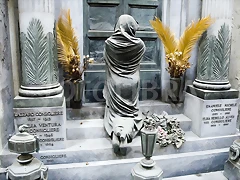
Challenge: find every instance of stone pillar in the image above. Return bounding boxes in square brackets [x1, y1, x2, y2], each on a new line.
[184, 0, 239, 138]
[14, 0, 66, 151]
[18, 0, 62, 97]
[0, 0, 15, 153]
[193, 0, 233, 90]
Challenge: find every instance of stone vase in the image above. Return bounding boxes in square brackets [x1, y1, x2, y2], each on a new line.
[70, 79, 85, 109]
[169, 77, 181, 103]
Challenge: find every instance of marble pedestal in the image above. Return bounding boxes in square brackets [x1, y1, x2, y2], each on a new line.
[13, 92, 66, 151]
[184, 86, 239, 138]
[131, 163, 163, 180]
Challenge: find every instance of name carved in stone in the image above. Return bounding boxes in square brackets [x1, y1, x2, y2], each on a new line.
[14, 107, 66, 150]
[202, 102, 237, 128]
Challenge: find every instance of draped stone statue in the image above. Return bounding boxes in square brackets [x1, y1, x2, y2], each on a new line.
[103, 15, 146, 153]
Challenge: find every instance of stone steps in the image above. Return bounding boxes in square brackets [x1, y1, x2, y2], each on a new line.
[0, 168, 227, 180]
[1, 101, 235, 179]
[1, 131, 238, 168]
[165, 171, 227, 180]
[67, 101, 184, 120]
[66, 114, 192, 140]
[29, 149, 229, 179]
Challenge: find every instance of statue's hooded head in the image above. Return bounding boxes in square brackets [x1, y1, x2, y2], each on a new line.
[114, 14, 139, 37]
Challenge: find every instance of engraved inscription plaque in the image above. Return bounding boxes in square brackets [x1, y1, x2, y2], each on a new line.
[184, 93, 239, 137]
[201, 100, 238, 137]
[13, 102, 66, 151]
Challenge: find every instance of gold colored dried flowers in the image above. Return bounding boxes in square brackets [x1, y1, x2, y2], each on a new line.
[165, 51, 190, 78]
[57, 9, 94, 80]
[150, 16, 214, 78]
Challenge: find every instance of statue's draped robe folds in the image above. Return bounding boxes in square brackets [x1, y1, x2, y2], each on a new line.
[103, 15, 146, 147]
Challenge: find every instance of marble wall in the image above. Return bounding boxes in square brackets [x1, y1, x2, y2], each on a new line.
[229, 0, 240, 92]
[7, 0, 20, 97]
[0, 0, 14, 154]
[229, 0, 240, 127]
[54, 0, 84, 104]
[161, 0, 201, 102]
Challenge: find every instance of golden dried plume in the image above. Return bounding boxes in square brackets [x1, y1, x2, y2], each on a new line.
[177, 16, 214, 62]
[57, 9, 80, 77]
[150, 17, 177, 55]
[150, 16, 214, 77]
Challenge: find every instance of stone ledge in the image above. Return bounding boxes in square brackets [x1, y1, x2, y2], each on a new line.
[14, 91, 64, 108]
[0, 149, 229, 179]
[1, 132, 238, 167]
[186, 85, 239, 100]
[66, 114, 192, 140]
[165, 171, 227, 180]
[0, 169, 227, 180]
[67, 100, 184, 120]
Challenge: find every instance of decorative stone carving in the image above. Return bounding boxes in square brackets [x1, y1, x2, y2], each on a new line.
[18, 0, 62, 97]
[6, 125, 48, 180]
[193, 0, 233, 90]
[197, 24, 231, 82]
[20, 18, 58, 86]
[103, 15, 146, 153]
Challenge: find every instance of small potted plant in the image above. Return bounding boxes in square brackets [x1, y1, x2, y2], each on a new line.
[150, 16, 213, 103]
[57, 9, 93, 108]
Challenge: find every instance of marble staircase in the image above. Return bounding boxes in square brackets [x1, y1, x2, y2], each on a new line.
[0, 101, 238, 179]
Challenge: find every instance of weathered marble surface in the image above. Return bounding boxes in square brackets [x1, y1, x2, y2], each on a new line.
[166, 172, 227, 180]
[0, 170, 228, 180]
[1, 131, 239, 167]
[0, 0, 15, 151]
[68, 101, 184, 120]
[66, 114, 191, 140]
[10, 149, 230, 179]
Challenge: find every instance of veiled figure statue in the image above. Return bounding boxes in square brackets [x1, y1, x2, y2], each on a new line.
[103, 14, 146, 153]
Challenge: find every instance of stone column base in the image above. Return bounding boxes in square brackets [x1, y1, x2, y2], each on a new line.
[19, 83, 63, 97]
[131, 163, 163, 180]
[193, 79, 231, 90]
[184, 85, 239, 137]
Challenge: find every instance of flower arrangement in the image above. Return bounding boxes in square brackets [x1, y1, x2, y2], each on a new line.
[143, 111, 185, 149]
[150, 16, 214, 78]
[56, 9, 93, 81]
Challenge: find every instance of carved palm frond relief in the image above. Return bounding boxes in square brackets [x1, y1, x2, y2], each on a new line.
[53, 23, 59, 82]
[20, 33, 28, 85]
[213, 24, 230, 80]
[197, 32, 209, 80]
[46, 32, 55, 84]
[197, 33, 216, 81]
[25, 18, 48, 85]
[207, 36, 216, 80]
[197, 23, 231, 81]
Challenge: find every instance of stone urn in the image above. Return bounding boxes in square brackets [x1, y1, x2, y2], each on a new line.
[169, 77, 181, 103]
[6, 125, 48, 180]
[131, 124, 163, 179]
